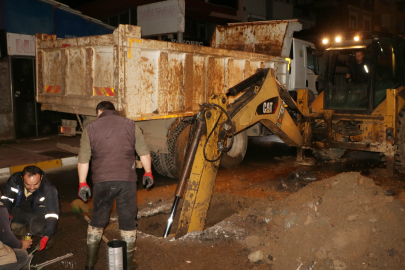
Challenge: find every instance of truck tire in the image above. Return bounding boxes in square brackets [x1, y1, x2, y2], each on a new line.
[164, 120, 192, 178]
[312, 138, 347, 160]
[151, 151, 170, 177]
[395, 108, 405, 168]
[220, 131, 248, 168]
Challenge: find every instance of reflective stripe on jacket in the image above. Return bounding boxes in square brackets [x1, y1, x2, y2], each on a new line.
[0, 172, 60, 238]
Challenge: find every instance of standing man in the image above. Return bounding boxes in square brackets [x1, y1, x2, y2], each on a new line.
[78, 101, 153, 270]
[346, 50, 369, 84]
[0, 166, 59, 252]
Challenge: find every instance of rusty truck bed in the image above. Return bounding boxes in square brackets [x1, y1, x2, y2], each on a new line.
[36, 24, 289, 121]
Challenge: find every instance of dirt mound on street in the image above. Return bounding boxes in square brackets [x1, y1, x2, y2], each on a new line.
[231, 172, 405, 269]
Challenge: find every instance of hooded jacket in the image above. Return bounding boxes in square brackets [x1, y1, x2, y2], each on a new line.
[0, 172, 59, 238]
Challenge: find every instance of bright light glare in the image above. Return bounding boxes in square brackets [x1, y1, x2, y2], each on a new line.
[322, 38, 328, 44]
[364, 65, 369, 73]
[354, 36, 360, 41]
[335, 36, 341, 42]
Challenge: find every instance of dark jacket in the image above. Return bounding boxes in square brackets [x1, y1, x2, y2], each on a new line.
[87, 110, 137, 183]
[0, 203, 21, 249]
[348, 60, 370, 84]
[0, 172, 59, 238]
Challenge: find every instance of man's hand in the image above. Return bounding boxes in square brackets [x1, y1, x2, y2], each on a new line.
[142, 172, 154, 189]
[78, 182, 91, 201]
[38, 236, 49, 251]
[21, 239, 33, 250]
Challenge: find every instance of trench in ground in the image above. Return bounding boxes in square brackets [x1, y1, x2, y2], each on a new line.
[135, 194, 258, 237]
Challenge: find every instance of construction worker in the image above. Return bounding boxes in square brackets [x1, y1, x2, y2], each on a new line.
[0, 165, 59, 252]
[78, 101, 153, 270]
[346, 50, 369, 84]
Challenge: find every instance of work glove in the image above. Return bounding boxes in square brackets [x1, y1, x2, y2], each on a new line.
[78, 182, 91, 202]
[143, 172, 154, 189]
[38, 236, 49, 251]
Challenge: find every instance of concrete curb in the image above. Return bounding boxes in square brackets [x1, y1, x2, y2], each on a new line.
[0, 156, 78, 179]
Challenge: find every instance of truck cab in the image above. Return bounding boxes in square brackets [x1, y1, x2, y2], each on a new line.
[289, 38, 319, 100]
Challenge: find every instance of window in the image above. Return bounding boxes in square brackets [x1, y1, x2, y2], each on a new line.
[307, 47, 318, 74]
[381, 0, 390, 6]
[350, 15, 357, 30]
[364, 20, 370, 31]
[209, 0, 238, 9]
[374, 37, 400, 107]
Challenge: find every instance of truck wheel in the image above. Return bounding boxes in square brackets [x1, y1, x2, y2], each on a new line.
[164, 120, 192, 178]
[395, 108, 405, 168]
[220, 131, 248, 168]
[151, 151, 170, 177]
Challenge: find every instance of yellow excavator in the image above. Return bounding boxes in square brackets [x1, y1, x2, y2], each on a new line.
[164, 31, 405, 238]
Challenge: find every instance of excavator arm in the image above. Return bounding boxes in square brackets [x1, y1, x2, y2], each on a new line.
[163, 68, 305, 238]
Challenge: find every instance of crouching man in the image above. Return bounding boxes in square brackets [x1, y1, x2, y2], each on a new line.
[0, 166, 59, 251]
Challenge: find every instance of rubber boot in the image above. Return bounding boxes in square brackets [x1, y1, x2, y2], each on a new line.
[121, 229, 138, 270]
[85, 225, 103, 270]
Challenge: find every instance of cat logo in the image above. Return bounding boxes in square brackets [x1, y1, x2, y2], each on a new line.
[256, 97, 279, 115]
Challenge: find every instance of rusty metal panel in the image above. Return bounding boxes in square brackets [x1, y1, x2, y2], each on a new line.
[184, 53, 194, 111]
[207, 57, 225, 98]
[125, 47, 142, 118]
[226, 58, 243, 89]
[93, 47, 115, 96]
[191, 55, 206, 110]
[42, 50, 62, 95]
[36, 24, 289, 120]
[166, 53, 185, 112]
[65, 48, 86, 96]
[211, 20, 302, 58]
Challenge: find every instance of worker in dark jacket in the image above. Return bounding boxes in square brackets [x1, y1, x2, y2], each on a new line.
[78, 101, 152, 270]
[0, 166, 59, 251]
[0, 189, 32, 270]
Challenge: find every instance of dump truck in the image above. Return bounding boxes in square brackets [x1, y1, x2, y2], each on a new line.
[35, 20, 318, 178]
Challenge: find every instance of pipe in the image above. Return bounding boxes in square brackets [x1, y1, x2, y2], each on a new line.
[163, 117, 206, 238]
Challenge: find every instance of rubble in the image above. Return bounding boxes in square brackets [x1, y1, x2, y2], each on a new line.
[223, 172, 405, 269]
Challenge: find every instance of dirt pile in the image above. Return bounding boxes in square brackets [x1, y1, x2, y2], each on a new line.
[183, 172, 405, 269]
[233, 172, 405, 269]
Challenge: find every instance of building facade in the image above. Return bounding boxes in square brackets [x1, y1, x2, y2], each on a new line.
[0, 0, 113, 142]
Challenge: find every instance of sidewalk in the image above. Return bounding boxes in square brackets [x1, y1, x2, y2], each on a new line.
[0, 135, 80, 178]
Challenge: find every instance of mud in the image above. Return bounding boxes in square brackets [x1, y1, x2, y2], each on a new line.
[12, 138, 405, 269]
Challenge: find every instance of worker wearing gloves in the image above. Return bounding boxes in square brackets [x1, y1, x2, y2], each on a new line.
[78, 101, 153, 270]
[0, 165, 59, 252]
[0, 189, 33, 270]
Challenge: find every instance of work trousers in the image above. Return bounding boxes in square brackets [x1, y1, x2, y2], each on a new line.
[90, 181, 137, 231]
[10, 208, 45, 236]
[0, 249, 29, 270]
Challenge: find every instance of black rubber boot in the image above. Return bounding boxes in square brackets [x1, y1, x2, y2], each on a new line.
[85, 225, 103, 270]
[121, 229, 138, 270]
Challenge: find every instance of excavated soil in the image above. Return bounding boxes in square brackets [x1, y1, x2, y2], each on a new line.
[16, 140, 405, 270]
